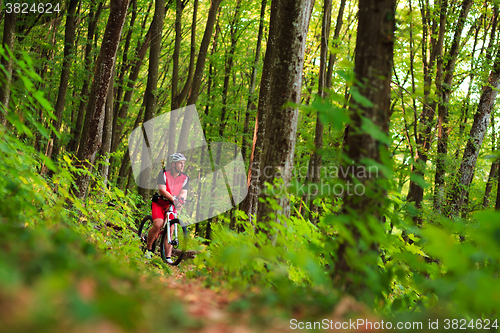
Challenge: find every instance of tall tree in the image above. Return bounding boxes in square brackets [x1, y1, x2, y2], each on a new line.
[177, 0, 223, 152]
[448, 50, 500, 216]
[0, 11, 16, 127]
[98, 67, 115, 186]
[109, 7, 153, 156]
[239, 0, 267, 224]
[241, 0, 267, 163]
[255, 0, 315, 225]
[406, 0, 444, 219]
[73, 0, 130, 199]
[482, 114, 499, 208]
[333, 0, 396, 289]
[171, 0, 197, 111]
[138, 0, 166, 200]
[218, 0, 241, 139]
[433, 0, 473, 211]
[69, 0, 104, 152]
[302, 0, 345, 224]
[50, 0, 80, 161]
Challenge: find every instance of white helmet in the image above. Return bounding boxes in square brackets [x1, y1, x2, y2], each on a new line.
[168, 153, 186, 164]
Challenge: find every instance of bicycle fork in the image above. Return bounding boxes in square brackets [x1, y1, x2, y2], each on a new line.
[165, 220, 178, 247]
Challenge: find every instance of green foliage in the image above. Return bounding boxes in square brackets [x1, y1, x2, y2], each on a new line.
[0, 50, 196, 332]
[2, 0, 500, 328]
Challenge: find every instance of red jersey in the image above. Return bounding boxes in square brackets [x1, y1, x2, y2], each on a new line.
[156, 169, 189, 197]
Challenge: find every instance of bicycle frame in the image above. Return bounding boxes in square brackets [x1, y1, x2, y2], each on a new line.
[162, 205, 179, 248]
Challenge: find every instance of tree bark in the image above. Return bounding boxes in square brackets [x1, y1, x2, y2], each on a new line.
[406, 0, 443, 219]
[255, 0, 314, 226]
[171, 0, 184, 111]
[171, 0, 197, 110]
[0, 11, 16, 127]
[68, 0, 104, 152]
[455, 16, 483, 159]
[50, 0, 80, 160]
[447, 51, 500, 216]
[483, 108, 499, 210]
[112, 0, 137, 119]
[433, 0, 473, 212]
[98, 67, 115, 186]
[483, 161, 499, 208]
[138, 0, 165, 200]
[177, 0, 222, 152]
[109, 0, 137, 152]
[333, 0, 395, 289]
[241, 0, 267, 164]
[73, 0, 129, 200]
[302, 0, 337, 224]
[239, 0, 279, 223]
[218, 0, 241, 138]
[110, 21, 152, 155]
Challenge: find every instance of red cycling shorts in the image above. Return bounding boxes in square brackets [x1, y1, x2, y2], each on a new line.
[152, 199, 177, 220]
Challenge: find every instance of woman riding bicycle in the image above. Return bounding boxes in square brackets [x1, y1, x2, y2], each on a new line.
[145, 153, 189, 263]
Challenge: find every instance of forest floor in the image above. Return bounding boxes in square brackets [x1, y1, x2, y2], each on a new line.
[162, 264, 293, 333]
[160, 262, 374, 333]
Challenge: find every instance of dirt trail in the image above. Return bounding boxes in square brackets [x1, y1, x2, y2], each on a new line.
[161, 265, 293, 333]
[158, 263, 376, 333]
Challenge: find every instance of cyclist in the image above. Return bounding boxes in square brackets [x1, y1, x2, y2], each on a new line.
[145, 153, 189, 263]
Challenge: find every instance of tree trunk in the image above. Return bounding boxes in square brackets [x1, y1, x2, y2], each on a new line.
[302, 0, 338, 224]
[177, 0, 222, 152]
[112, 0, 137, 119]
[138, 0, 165, 200]
[118, 107, 143, 187]
[109, 2, 154, 179]
[68, 0, 104, 152]
[405, 0, 441, 209]
[447, 51, 500, 216]
[110, 22, 152, 155]
[433, 0, 473, 211]
[50, 0, 80, 160]
[483, 109, 499, 210]
[219, 0, 241, 138]
[171, 0, 184, 111]
[0, 11, 16, 127]
[255, 0, 314, 226]
[240, 0, 266, 164]
[109, 0, 137, 152]
[455, 17, 482, 159]
[171, 0, 197, 110]
[333, 0, 395, 289]
[202, 14, 221, 136]
[240, 0, 284, 223]
[73, 0, 129, 200]
[483, 162, 499, 208]
[98, 67, 115, 186]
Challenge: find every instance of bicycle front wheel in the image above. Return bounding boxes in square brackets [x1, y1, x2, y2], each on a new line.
[138, 215, 159, 253]
[160, 219, 188, 266]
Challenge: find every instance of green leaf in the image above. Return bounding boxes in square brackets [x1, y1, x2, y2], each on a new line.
[40, 154, 57, 172]
[350, 86, 373, 108]
[33, 91, 55, 114]
[410, 173, 429, 189]
[312, 96, 349, 130]
[360, 117, 392, 145]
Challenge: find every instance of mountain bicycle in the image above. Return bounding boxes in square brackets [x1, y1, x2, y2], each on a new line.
[138, 206, 188, 266]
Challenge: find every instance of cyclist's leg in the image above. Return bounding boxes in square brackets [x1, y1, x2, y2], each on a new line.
[165, 224, 175, 257]
[148, 201, 165, 250]
[146, 218, 163, 250]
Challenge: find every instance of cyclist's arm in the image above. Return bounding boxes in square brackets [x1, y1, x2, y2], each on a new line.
[158, 184, 175, 201]
[175, 189, 188, 210]
[179, 189, 187, 201]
